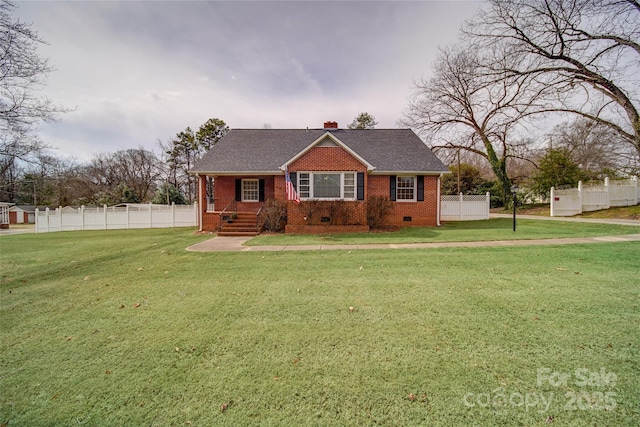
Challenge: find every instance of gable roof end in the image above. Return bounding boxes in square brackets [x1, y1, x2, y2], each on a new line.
[281, 131, 375, 171]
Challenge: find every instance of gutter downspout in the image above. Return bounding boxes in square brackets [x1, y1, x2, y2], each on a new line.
[436, 174, 442, 227]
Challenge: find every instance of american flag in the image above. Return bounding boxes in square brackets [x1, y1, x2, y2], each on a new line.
[285, 170, 300, 203]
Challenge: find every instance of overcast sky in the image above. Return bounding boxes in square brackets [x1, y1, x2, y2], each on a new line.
[16, 0, 483, 162]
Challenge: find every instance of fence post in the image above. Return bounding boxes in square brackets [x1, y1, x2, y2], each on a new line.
[550, 187, 555, 217]
[634, 176, 639, 205]
[578, 181, 583, 214]
[149, 202, 153, 228]
[459, 192, 463, 220]
[80, 206, 85, 231]
[194, 201, 198, 228]
[35, 208, 39, 233]
[103, 205, 108, 230]
[486, 192, 490, 219]
[604, 176, 610, 209]
[171, 202, 175, 228]
[126, 205, 130, 230]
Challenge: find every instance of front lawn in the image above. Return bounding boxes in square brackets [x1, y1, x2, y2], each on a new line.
[1, 228, 638, 426]
[247, 217, 640, 246]
[576, 205, 640, 220]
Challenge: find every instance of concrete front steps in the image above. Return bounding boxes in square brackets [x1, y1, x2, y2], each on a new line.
[218, 212, 260, 236]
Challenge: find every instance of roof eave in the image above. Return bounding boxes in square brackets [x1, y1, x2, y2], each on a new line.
[188, 170, 281, 176]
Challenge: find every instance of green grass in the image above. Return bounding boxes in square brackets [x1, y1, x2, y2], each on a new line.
[495, 204, 640, 219]
[576, 205, 640, 220]
[247, 218, 640, 246]
[1, 228, 639, 426]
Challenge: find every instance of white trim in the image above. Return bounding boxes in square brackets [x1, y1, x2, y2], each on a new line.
[197, 173, 203, 232]
[395, 175, 417, 202]
[280, 132, 375, 171]
[297, 171, 357, 201]
[370, 170, 450, 175]
[190, 171, 276, 176]
[241, 179, 260, 202]
[436, 175, 441, 226]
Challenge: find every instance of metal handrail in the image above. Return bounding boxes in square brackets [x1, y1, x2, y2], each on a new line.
[218, 200, 237, 231]
[255, 206, 263, 231]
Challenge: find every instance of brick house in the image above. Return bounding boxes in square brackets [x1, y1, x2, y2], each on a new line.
[190, 121, 449, 234]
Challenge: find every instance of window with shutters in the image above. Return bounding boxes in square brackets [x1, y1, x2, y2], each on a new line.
[242, 179, 259, 202]
[396, 176, 416, 201]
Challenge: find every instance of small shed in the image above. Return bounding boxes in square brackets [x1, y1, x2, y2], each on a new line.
[9, 205, 37, 224]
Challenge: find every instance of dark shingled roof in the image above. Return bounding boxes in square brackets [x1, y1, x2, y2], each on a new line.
[190, 128, 448, 174]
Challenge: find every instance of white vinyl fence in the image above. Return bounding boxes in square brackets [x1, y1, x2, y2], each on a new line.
[441, 193, 491, 221]
[550, 177, 638, 217]
[0, 204, 8, 226]
[35, 203, 197, 233]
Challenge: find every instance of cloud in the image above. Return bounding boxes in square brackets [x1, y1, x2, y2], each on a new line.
[16, 1, 482, 162]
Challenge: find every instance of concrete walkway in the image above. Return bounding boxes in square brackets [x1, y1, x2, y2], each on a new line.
[186, 233, 640, 253]
[186, 215, 640, 252]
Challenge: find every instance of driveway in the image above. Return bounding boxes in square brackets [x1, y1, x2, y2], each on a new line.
[0, 225, 35, 236]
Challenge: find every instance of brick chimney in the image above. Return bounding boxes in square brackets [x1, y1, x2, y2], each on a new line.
[323, 121, 338, 129]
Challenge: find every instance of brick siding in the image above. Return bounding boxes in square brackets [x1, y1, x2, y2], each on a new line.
[368, 175, 440, 227]
[197, 146, 442, 232]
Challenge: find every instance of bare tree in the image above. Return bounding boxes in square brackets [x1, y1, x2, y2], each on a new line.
[0, 0, 67, 128]
[161, 118, 228, 203]
[80, 148, 162, 205]
[466, 0, 640, 155]
[162, 127, 197, 202]
[404, 45, 547, 205]
[545, 118, 639, 177]
[22, 153, 82, 206]
[0, 120, 49, 202]
[1, 0, 68, 195]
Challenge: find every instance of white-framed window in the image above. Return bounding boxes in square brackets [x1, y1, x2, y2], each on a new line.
[343, 173, 355, 199]
[297, 172, 356, 200]
[242, 179, 259, 202]
[299, 173, 311, 198]
[396, 176, 416, 201]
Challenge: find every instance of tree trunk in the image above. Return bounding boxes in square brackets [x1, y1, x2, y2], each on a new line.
[481, 134, 512, 207]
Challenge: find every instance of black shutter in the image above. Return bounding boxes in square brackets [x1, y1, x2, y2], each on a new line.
[417, 176, 424, 201]
[235, 179, 242, 201]
[259, 179, 265, 202]
[290, 172, 297, 190]
[389, 175, 397, 201]
[357, 172, 365, 200]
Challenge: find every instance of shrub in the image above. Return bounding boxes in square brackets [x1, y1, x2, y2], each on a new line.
[366, 195, 393, 229]
[297, 200, 363, 225]
[298, 200, 324, 225]
[327, 200, 354, 225]
[260, 198, 287, 232]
